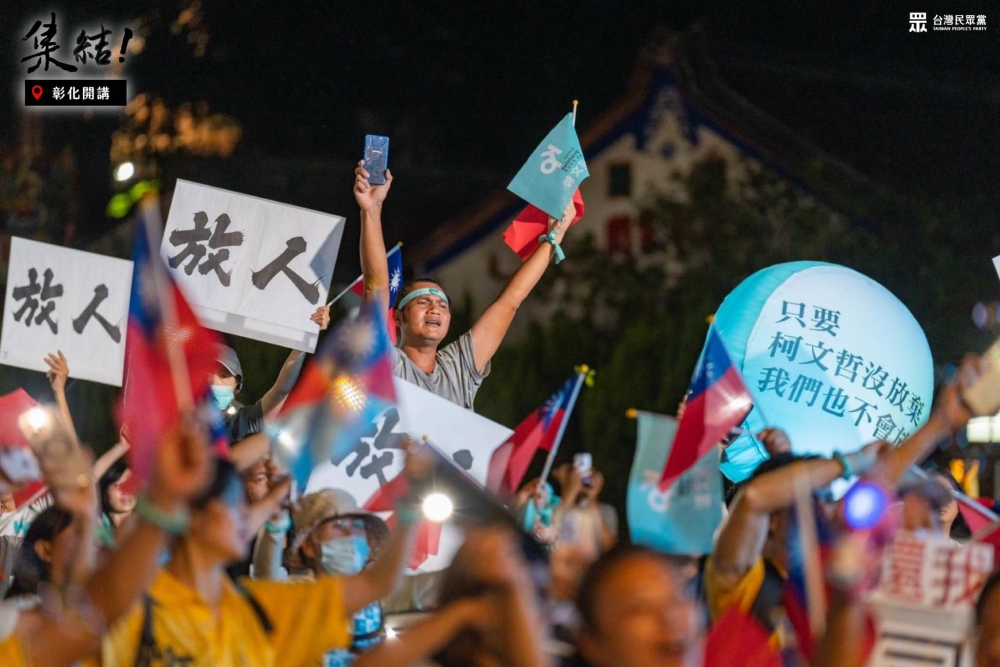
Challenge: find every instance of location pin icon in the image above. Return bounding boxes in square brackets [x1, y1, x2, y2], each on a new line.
[31, 85, 43, 101]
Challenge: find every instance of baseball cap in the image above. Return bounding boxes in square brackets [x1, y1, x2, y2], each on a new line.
[216, 345, 243, 389]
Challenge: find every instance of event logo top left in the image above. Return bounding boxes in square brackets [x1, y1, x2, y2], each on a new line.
[20, 12, 131, 108]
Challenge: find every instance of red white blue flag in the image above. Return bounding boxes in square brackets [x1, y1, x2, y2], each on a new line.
[348, 245, 404, 345]
[486, 375, 578, 500]
[121, 198, 223, 486]
[659, 327, 752, 491]
[275, 298, 397, 487]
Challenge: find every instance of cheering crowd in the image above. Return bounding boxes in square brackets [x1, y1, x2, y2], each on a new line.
[0, 160, 998, 667]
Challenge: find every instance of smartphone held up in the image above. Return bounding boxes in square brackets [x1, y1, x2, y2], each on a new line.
[363, 135, 390, 185]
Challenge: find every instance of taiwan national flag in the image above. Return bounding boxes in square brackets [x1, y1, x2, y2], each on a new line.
[121, 197, 223, 486]
[274, 297, 397, 487]
[347, 245, 404, 345]
[659, 327, 752, 492]
[486, 375, 578, 500]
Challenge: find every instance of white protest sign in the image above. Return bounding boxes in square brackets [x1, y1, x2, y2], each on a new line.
[868, 600, 973, 667]
[306, 377, 513, 573]
[874, 535, 993, 609]
[162, 179, 344, 352]
[866, 536, 993, 667]
[1, 238, 133, 386]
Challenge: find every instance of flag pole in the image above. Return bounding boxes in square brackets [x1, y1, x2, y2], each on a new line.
[538, 366, 589, 487]
[326, 243, 402, 307]
[326, 276, 363, 307]
[793, 474, 827, 640]
[572, 100, 578, 127]
[140, 195, 193, 410]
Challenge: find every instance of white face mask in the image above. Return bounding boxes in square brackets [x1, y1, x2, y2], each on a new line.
[319, 535, 370, 575]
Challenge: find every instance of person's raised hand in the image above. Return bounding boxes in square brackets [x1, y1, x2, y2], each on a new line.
[354, 160, 393, 213]
[310, 306, 331, 331]
[44, 350, 70, 395]
[583, 470, 605, 502]
[551, 463, 572, 489]
[563, 464, 586, 504]
[147, 415, 213, 510]
[757, 427, 792, 457]
[547, 199, 576, 243]
[937, 354, 989, 432]
[846, 440, 890, 477]
[514, 477, 541, 509]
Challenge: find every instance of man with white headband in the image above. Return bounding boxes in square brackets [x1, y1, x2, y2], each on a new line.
[346, 160, 577, 410]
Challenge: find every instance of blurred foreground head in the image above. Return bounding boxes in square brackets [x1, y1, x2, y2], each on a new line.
[977, 570, 1000, 667]
[434, 524, 535, 667]
[577, 544, 704, 667]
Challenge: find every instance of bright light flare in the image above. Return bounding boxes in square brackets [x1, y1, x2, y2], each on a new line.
[277, 430, 296, 452]
[24, 407, 49, 432]
[843, 481, 888, 530]
[422, 493, 453, 523]
[114, 161, 135, 182]
[330, 375, 366, 412]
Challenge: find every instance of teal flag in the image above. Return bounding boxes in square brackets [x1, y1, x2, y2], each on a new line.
[507, 113, 589, 219]
[627, 411, 723, 554]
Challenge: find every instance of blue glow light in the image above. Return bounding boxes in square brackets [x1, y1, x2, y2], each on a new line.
[843, 482, 889, 530]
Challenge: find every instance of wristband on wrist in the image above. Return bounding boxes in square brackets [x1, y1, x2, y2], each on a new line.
[538, 231, 566, 264]
[265, 514, 292, 534]
[135, 496, 190, 536]
[832, 451, 853, 480]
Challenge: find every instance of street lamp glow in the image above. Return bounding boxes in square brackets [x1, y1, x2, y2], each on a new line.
[114, 162, 135, 182]
[422, 493, 453, 523]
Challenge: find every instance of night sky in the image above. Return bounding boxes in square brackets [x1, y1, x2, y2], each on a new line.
[3, 1, 999, 266]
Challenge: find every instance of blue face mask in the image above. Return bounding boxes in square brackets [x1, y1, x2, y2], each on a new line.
[319, 535, 370, 575]
[211, 385, 235, 412]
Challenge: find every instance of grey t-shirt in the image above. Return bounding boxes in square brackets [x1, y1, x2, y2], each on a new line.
[391, 331, 490, 410]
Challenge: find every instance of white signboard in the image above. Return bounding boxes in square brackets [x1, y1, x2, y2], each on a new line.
[1, 238, 133, 386]
[867, 536, 993, 667]
[162, 179, 344, 352]
[306, 377, 513, 572]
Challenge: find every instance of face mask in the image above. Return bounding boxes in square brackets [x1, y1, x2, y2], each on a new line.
[319, 535, 370, 575]
[211, 385, 235, 411]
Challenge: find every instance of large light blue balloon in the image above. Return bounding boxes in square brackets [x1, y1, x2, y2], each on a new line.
[709, 262, 934, 482]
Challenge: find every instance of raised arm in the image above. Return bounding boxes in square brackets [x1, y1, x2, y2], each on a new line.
[92, 438, 130, 480]
[341, 443, 429, 615]
[22, 417, 212, 667]
[470, 200, 575, 373]
[879, 354, 983, 488]
[261, 350, 305, 416]
[342, 507, 419, 615]
[44, 351, 77, 442]
[712, 433, 882, 586]
[260, 307, 331, 417]
[355, 160, 394, 306]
